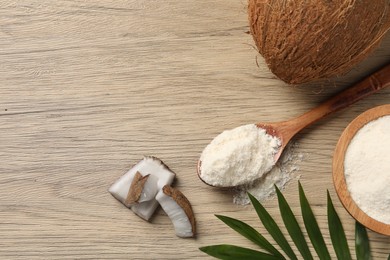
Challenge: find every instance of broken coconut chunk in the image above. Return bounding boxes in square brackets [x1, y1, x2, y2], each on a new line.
[124, 172, 158, 207]
[156, 185, 196, 238]
[108, 156, 176, 221]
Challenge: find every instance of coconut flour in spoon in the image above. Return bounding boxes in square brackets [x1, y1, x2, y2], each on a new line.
[200, 124, 304, 204]
[199, 124, 281, 187]
[344, 115, 390, 224]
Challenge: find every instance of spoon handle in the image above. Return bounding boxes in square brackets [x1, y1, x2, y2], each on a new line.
[291, 63, 390, 133]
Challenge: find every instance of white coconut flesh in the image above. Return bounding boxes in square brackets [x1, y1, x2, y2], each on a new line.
[156, 188, 195, 238]
[124, 172, 159, 206]
[125, 173, 160, 220]
[131, 199, 158, 221]
[108, 156, 175, 221]
[136, 174, 159, 203]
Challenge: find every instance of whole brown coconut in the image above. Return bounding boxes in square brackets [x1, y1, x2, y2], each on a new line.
[248, 0, 390, 84]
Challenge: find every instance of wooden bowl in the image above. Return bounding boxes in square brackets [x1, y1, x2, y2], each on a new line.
[333, 104, 390, 236]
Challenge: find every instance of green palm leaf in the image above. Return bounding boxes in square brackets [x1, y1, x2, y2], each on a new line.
[248, 192, 298, 260]
[199, 244, 281, 260]
[275, 186, 313, 260]
[355, 221, 371, 260]
[299, 182, 331, 260]
[327, 190, 352, 260]
[200, 183, 386, 259]
[215, 215, 284, 258]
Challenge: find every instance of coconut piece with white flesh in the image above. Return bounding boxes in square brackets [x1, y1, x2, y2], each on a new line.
[156, 185, 196, 238]
[124, 172, 159, 206]
[108, 156, 176, 221]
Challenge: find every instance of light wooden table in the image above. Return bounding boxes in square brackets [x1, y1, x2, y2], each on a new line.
[1, 1, 389, 259]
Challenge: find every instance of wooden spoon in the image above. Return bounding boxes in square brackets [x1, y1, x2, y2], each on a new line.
[198, 63, 390, 187]
[333, 104, 390, 236]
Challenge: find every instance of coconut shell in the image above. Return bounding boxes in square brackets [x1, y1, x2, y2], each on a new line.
[248, 0, 390, 84]
[125, 171, 150, 206]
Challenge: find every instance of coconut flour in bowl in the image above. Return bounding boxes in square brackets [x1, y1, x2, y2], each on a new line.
[344, 115, 390, 224]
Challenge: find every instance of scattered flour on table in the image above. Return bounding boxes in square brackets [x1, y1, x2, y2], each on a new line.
[344, 115, 390, 224]
[233, 142, 304, 205]
[199, 124, 281, 187]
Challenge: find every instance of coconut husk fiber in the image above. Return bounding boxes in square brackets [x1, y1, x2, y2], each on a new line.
[248, 0, 390, 84]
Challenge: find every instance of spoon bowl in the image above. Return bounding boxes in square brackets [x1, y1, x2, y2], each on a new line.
[198, 63, 390, 187]
[255, 121, 295, 162]
[333, 104, 390, 236]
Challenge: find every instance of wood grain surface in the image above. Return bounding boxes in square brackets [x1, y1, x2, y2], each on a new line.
[1, 1, 390, 259]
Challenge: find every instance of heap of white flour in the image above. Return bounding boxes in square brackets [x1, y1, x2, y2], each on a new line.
[344, 115, 390, 224]
[199, 124, 281, 187]
[233, 142, 304, 205]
